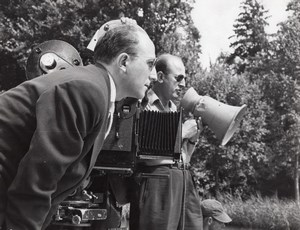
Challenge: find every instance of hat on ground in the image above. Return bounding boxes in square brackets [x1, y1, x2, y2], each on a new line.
[201, 199, 232, 223]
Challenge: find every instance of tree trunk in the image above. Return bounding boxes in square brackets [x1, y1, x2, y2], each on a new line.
[295, 152, 300, 206]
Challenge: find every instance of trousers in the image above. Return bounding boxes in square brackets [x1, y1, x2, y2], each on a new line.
[129, 165, 203, 230]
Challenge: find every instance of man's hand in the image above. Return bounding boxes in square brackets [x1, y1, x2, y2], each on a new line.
[181, 118, 203, 163]
[182, 118, 203, 143]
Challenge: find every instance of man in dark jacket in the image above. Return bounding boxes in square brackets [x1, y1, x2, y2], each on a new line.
[0, 19, 157, 230]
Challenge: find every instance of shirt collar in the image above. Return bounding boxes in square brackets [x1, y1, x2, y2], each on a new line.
[146, 89, 177, 112]
[108, 73, 116, 103]
[104, 73, 116, 139]
[147, 89, 160, 106]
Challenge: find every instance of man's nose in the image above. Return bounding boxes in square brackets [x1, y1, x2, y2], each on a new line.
[149, 68, 157, 82]
[178, 78, 186, 88]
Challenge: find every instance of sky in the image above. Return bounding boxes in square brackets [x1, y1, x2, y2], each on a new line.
[191, 0, 291, 68]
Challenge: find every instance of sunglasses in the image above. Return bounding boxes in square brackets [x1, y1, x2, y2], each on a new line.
[175, 74, 186, 82]
[166, 73, 186, 82]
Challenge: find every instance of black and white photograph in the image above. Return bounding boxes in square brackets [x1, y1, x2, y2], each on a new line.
[0, 0, 298, 229]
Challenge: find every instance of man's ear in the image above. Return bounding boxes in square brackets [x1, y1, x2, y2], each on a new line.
[157, 71, 164, 83]
[117, 53, 129, 72]
[207, 217, 213, 225]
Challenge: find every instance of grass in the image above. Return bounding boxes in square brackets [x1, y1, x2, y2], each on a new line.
[217, 193, 300, 230]
[121, 192, 300, 229]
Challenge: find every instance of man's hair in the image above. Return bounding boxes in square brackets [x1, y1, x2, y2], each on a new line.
[155, 53, 182, 74]
[94, 25, 145, 64]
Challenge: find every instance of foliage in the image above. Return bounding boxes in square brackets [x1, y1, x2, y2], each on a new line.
[190, 64, 270, 198]
[278, 0, 300, 78]
[214, 0, 300, 201]
[236, 0, 300, 79]
[0, 50, 26, 90]
[254, 1, 300, 199]
[225, 0, 270, 74]
[219, 192, 300, 230]
[261, 73, 299, 168]
[0, 0, 201, 90]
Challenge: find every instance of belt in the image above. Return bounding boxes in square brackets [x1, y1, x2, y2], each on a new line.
[138, 159, 174, 166]
[172, 162, 191, 170]
[138, 162, 191, 170]
[134, 163, 191, 181]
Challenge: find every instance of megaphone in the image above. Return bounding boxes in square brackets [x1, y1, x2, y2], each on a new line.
[180, 87, 247, 145]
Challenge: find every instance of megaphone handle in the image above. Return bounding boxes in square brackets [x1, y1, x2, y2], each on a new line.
[196, 117, 203, 138]
[187, 117, 202, 145]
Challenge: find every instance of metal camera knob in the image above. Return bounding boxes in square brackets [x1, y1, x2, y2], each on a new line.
[72, 214, 82, 225]
[40, 53, 57, 69]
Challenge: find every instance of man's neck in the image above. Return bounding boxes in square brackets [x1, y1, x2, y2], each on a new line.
[97, 62, 123, 101]
[152, 87, 171, 109]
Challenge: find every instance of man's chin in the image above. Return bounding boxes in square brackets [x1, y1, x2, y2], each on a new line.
[131, 85, 151, 100]
[132, 91, 146, 100]
[172, 93, 179, 99]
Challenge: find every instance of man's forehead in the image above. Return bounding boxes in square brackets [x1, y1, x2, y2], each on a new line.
[136, 32, 156, 57]
[168, 59, 185, 74]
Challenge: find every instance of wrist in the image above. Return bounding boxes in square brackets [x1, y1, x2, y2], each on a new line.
[188, 139, 196, 145]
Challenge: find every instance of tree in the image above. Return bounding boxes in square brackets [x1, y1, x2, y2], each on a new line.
[225, 0, 270, 74]
[220, 0, 300, 201]
[0, 0, 202, 90]
[257, 72, 299, 199]
[251, 0, 300, 203]
[190, 64, 270, 198]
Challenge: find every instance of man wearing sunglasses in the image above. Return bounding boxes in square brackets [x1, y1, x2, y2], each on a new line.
[0, 18, 157, 230]
[129, 53, 203, 230]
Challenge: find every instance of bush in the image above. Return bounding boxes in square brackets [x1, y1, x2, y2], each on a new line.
[218, 193, 300, 230]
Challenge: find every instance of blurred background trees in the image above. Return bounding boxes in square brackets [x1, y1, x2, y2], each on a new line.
[0, 0, 202, 87]
[0, 0, 299, 202]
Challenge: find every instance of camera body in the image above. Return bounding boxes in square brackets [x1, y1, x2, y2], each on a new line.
[51, 98, 182, 229]
[26, 40, 82, 80]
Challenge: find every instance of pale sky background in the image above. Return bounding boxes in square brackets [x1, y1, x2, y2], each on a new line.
[191, 0, 291, 68]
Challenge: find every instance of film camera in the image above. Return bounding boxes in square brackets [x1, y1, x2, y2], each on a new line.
[50, 97, 183, 229]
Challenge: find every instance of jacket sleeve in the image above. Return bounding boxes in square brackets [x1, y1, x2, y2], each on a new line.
[5, 80, 107, 230]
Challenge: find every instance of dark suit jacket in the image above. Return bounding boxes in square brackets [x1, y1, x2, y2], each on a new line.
[0, 64, 111, 230]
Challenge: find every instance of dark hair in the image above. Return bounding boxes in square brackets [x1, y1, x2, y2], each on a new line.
[94, 25, 145, 64]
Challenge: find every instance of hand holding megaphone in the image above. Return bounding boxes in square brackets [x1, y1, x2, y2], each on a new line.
[182, 118, 203, 141]
[180, 87, 247, 145]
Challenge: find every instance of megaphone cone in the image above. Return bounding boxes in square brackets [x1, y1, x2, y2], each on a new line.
[181, 87, 247, 145]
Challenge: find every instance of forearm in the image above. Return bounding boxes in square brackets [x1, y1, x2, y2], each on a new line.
[181, 139, 197, 164]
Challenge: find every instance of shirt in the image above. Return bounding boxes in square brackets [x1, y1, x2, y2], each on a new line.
[140, 89, 177, 166]
[144, 89, 177, 112]
[105, 74, 116, 139]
